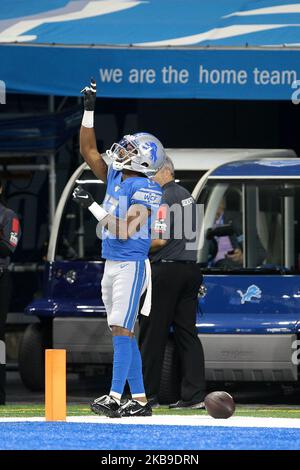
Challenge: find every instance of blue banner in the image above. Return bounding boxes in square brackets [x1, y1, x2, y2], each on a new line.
[2, 1, 300, 100]
[0, 45, 300, 100]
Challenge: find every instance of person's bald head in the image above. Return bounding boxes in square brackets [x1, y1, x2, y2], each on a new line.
[154, 156, 175, 186]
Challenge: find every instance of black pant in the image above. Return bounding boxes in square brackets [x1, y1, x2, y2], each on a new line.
[139, 262, 206, 402]
[0, 270, 12, 405]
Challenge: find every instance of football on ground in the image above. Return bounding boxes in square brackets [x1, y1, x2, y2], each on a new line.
[204, 391, 235, 419]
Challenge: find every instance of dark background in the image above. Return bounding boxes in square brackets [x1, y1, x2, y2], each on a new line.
[5, 94, 300, 151]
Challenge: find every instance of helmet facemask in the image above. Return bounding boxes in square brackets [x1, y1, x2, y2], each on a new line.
[106, 133, 165, 177]
[106, 135, 154, 176]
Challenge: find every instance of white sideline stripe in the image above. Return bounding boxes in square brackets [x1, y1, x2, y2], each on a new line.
[2, 415, 300, 429]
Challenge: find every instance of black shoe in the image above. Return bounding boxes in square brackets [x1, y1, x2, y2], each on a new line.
[90, 395, 120, 418]
[169, 399, 205, 410]
[118, 399, 152, 417]
[147, 396, 160, 408]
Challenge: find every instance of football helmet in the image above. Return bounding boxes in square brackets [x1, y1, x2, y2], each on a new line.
[106, 132, 166, 177]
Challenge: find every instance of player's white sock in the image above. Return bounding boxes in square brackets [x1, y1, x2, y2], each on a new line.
[135, 399, 147, 407]
[109, 393, 121, 405]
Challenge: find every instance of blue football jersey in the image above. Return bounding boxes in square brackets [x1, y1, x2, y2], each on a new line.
[101, 166, 162, 261]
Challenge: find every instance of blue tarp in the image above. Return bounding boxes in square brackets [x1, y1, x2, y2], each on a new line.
[1, 1, 300, 99]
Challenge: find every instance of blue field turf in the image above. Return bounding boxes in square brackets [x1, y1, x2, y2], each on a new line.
[0, 422, 300, 450]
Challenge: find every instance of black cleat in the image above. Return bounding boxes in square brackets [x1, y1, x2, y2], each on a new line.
[118, 399, 152, 417]
[90, 395, 120, 418]
[147, 396, 160, 409]
[169, 399, 205, 410]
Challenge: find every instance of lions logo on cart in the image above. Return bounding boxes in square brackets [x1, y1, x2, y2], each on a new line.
[237, 285, 262, 304]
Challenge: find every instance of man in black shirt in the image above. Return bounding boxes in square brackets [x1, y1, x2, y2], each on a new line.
[139, 157, 206, 408]
[0, 179, 21, 404]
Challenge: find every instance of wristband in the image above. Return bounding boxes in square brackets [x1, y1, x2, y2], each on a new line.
[88, 201, 108, 221]
[82, 110, 94, 128]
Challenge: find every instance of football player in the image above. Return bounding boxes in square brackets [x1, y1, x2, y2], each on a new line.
[73, 79, 166, 418]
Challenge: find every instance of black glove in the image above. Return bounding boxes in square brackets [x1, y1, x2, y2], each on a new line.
[80, 78, 96, 111]
[72, 185, 94, 208]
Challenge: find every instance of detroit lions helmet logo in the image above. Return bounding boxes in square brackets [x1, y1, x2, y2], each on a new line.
[237, 285, 262, 304]
[141, 142, 158, 162]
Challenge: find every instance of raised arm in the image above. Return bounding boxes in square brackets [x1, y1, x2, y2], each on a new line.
[80, 79, 108, 182]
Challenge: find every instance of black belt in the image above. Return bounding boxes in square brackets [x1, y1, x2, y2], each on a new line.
[154, 259, 197, 264]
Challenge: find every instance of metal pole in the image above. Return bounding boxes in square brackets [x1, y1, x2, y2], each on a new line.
[76, 95, 84, 257]
[0, 164, 50, 171]
[242, 183, 246, 268]
[78, 208, 85, 259]
[49, 153, 56, 229]
[284, 184, 295, 270]
[48, 96, 56, 230]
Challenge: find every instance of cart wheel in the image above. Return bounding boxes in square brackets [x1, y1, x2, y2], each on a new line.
[19, 323, 52, 391]
[158, 336, 181, 405]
